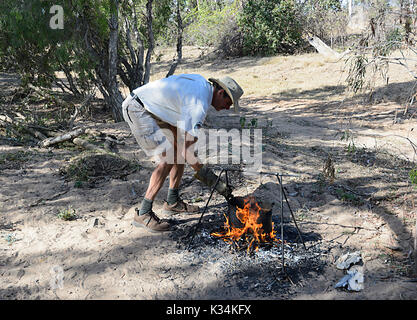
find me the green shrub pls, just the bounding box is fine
[237,0,303,55]
[183,2,239,48]
[410,168,417,187]
[57,207,77,221]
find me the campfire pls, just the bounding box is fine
[211,196,281,253]
[183,170,308,276]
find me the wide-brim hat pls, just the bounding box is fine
[209,76,244,112]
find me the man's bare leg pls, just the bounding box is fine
[169,163,185,189]
[163,139,199,212]
[135,157,173,216]
[165,128,184,205]
[132,156,173,232]
[144,161,173,201]
[166,164,185,205]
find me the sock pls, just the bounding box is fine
[166,188,179,205]
[139,198,153,215]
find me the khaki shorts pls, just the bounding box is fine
[122,96,175,160]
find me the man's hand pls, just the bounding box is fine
[194,165,233,199]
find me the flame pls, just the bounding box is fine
[212,196,280,253]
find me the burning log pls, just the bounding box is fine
[211,195,279,253]
[227,197,273,233]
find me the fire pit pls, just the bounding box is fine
[166,168,327,296]
[186,168,307,272]
[211,195,279,254]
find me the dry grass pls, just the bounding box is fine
[147,47,348,99]
[53,44,417,108]
[145,46,417,106]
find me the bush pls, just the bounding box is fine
[57,207,77,221]
[216,13,244,57]
[410,168,417,187]
[237,0,303,55]
[183,2,239,48]
[300,0,348,48]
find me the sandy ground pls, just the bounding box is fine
[1,47,417,300]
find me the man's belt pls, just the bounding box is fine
[130,92,145,108]
[128,92,167,128]
[126,92,145,123]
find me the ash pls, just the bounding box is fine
[169,213,326,294]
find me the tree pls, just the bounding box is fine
[108,0,122,121]
[166,0,184,77]
[0,0,89,93]
[344,3,417,274]
[238,0,303,55]
[300,0,347,48]
[66,0,161,121]
[345,0,415,97]
[0,0,175,122]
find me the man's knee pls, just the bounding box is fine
[155,160,173,173]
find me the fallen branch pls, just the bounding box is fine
[104,135,125,145]
[26,124,60,136]
[84,128,125,151]
[39,127,86,148]
[308,36,342,59]
[68,94,95,130]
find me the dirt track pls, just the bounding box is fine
[1,49,417,300]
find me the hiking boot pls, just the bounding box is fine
[132,208,171,233]
[162,199,200,215]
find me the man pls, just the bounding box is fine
[122,74,244,233]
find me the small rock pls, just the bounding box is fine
[336,251,362,270]
[17,269,25,279]
[91,218,99,228]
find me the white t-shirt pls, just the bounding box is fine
[132,74,213,137]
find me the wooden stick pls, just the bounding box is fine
[39,127,86,147]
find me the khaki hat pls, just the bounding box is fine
[209,76,244,112]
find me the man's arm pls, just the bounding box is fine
[181,130,233,200]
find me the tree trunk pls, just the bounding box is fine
[116,0,150,88]
[118,1,145,90]
[348,0,352,18]
[108,0,123,122]
[143,0,154,85]
[166,0,183,78]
